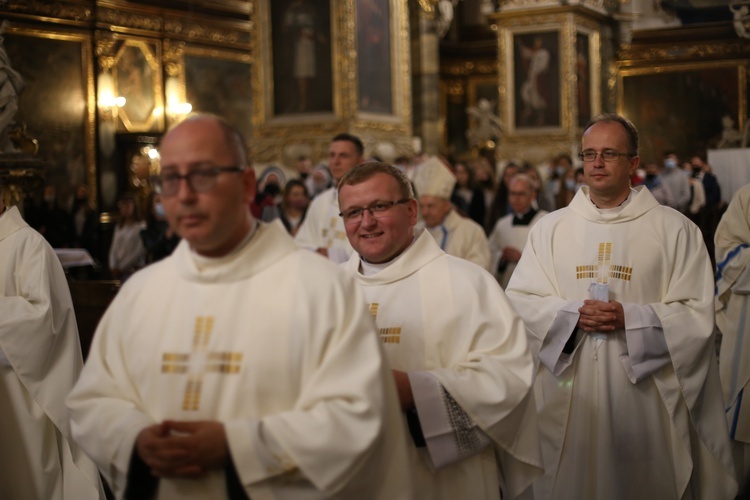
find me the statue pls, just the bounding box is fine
[717,114,743,149]
[730,2,750,39]
[0,20,24,153]
[466,98,503,149]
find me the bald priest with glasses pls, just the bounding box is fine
[338,162,542,500]
[505,113,737,499]
[67,114,413,499]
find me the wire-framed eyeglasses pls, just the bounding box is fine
[339,199,411,223]
[578,150,632,163]
[153,165,244,197]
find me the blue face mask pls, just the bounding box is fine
[664,158,677,169]
[555,166,568,177]
[565,178,576,191]
[154,202,165,218]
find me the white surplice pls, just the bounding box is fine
[506,186,737,499]
[715,182,750,487]
[67,221,413,500]
[294,187,353,263]
[419,209,491,271]
[0,206,104,500]
[345,230,542,500]
[488,210,547,289]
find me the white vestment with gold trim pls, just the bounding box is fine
[345,230,542,500]
[0,206,104,499]
[67,221,412,499]
[507,186,737,499]
[294,187,353,263]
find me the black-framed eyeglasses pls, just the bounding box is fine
[578,150,633,163]
[153,165,245,197]
[339,199,411,222]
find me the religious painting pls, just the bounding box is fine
[620,63,741,162]
[356,0,393,115]
[3,29,95,204]
[511,31,560,130]
[113,38,163,133]
[576,33,591,128]
[184,50,252,140]
[270,0,333,116]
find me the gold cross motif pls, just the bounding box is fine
[368,303,402,344]
[576,242,632,283]
[321,217,347,248]
[162,316,243,411]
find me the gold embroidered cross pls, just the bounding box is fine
[576,242,632,283]
[162,316,243,411]
[369,303,402,344]
[321,217,347,248]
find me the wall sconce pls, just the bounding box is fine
[165,75,192,123]
[97,72,125,119]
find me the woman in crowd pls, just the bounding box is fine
[109,192,145,281]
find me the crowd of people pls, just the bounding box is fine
[3,112,750,499]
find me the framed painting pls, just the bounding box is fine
[576,32,591,128]
[356,0,393,115]
[184,48,252,140]
[269,0,333,116]
[619,62,743,161]
[4,27,96,204]
[510,30,561,131]
[113,37,163,133]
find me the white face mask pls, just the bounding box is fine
[664,158,677,169]
[565,178,576,191]
[154,202,165,218]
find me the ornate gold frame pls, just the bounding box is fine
[250,0,412,163]
[5,24,97,205]
[111,36,164,133]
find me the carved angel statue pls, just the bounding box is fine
[466,98,503,148]
[730,2,750,39]
[0,20,24,153]
[717,114,743,149]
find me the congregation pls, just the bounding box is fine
[3,111,750,499]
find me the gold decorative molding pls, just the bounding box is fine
[98,7,165,32]
[2,1,93,24]
[442,59,498,77]
[618,41,750,67]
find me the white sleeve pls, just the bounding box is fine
[621,303,669,383]
[224,419,299,483]
[408,370,491,470]
[538,301,584,375]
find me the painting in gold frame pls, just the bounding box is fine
[184,47,252,140]
[4,26,96,204]
[619,62,747,161]
[511,30,561,131]
[112,37,163,133]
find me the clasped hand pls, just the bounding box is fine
[577,299,625,333]
[136,420,229,478]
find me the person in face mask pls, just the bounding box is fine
[278,179,311,236]
[643,161,674,207]
[140,191,180,264]
[657,151,691,213]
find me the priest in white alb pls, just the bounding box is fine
[67,115,413,499]
[294,133,363,263]
[715,182,750,493]
[488,173,547,289]
[0,181,104,499]
[339,162,542,500]
[506,113,737,499]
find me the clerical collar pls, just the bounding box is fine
[587,188,635,214]
[512,208,538,226]
[359,236,417,276]
[189,219,258,269]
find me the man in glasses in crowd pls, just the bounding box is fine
[506,113,737,498]
[67,114,412,499]
[339,162,542,500]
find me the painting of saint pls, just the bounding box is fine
[513,31,560,129]
[115,44,156,128]
[356,0,392,115]
[576,33,591,128]
[271,0,333,115]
